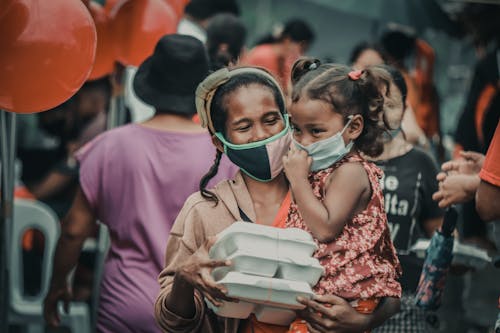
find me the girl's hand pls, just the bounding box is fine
[176,237,237,306]
[283,145,312,184]
[297,294,371,333]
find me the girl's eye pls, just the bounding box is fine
[311,128,323,135]
[291,124,301,133]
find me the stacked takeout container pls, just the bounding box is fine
[207,222,325,325]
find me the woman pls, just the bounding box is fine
[43,35,237,333]
[155,66,400,333]
[369,65,443,333]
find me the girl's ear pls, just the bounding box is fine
[212,135,224,153]
[346,114,364,140]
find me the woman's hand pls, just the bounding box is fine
[175,237,236,307]
[43,281,72,327]
[283,145,312,185]
[297,294,371,333]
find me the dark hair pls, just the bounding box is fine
[380,29,416,65]
[349,41,387,65]
[199,71,285,203]
[291,57,390,157]
[206,14,247,70]
[254,18,315,47]
[185,0,240,20]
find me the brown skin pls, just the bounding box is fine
[298,294,400,333]
[476,180,500,221]
[284,98,370,243]
[433,151,485,209]
[167,84,400,330]
[43,187,97,326]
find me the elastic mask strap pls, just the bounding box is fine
[340,115,354,135]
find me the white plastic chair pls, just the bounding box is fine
[9,199,90,333]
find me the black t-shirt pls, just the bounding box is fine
[376,147,444,291]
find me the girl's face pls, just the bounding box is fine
[223,84,284,144]
[384,82,404,129]
[289,97,348,146]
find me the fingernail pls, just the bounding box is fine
[225,260,232,266]
[297,296,304,302]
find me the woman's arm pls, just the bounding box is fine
[44,186,97,326]
[298,294,400,333]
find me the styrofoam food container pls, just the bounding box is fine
[254,305,297,326]
[205,301,298,326]
[206,272,314,325]
[209,222,317,260]
[217,272,313,309]
[212,248,324,286]
[212,249,279,280]
[276,255,324,286]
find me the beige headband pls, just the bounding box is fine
[195,66,286,134]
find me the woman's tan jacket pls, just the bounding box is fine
[155,171,260,333]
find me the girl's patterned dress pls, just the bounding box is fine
[286,154,402,301]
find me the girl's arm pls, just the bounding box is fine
[284,149,369,242]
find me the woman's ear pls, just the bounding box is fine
[211,135,224,153]
[346,114,364,140]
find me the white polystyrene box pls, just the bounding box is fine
[277,228,318,257]
[209,222,317,260]
[209,222,280,260]
[277,255,324,286]
[206,299,254,319]
[254,305,297,326]
[219,272,313,308]
[206,272,314,325]
[212,249,279,280]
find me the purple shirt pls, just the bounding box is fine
[76,124,237,333]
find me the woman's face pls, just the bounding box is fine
[289,97,347,146]
[384,82,405,129]
[223,84,284,144]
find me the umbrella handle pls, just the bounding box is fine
[440,206,458,237]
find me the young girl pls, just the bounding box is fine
[283,58,402,323]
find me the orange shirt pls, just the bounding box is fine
[479,121,500,187]
[240,191,291,333]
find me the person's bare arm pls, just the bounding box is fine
[298,294,400,332]
[476,180,500,222]
[44,186,97,326]
[29,171,74,200]
[284,149,368,243]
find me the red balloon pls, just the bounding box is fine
[0,0,97,113]
[87,2,116,80]
[167,0,187,18]
[110,0,178,67]
[104,0,120,15]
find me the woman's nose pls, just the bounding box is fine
[252,125,269,142]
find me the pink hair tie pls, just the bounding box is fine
[348,69,363,80]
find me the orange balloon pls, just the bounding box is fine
[167,0,187,18]
[110,0,178,67]
[87,2,116,80]
[0,0,97,113]
[104,0,120,15]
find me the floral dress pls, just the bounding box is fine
[286,154,402,301]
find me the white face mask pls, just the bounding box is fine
[292,117,354,172]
